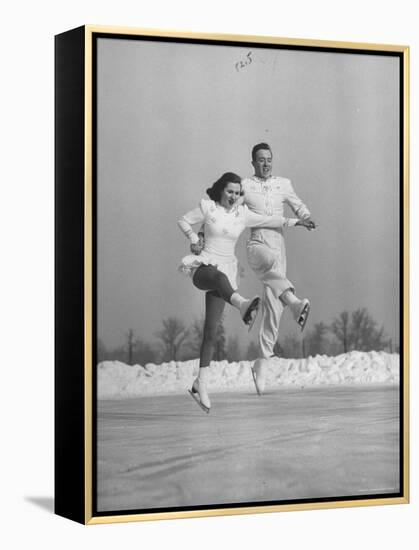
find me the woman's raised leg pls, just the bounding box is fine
[193,265,260,329]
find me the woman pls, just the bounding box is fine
[178,172,312,413]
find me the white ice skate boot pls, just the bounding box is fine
[251,357,266,396]
[290,298,310,332]
[188,371,211,413]
[281,290,310,332]
[230,293,261,332]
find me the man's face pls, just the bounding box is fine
[252,148,273,179]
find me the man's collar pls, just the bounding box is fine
[252,175,273,183]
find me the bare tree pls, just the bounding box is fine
[350,307,387,351]
[102,344,126,363]
[306,322,329,356]
[95,333,157,365]
[132,339,158,365]
[330,308,387,353]
[126,329,135,365]
[155,317,189,362]
[330,311,351,353]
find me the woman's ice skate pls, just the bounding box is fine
[240,297,261,332]
[188,377,211,413]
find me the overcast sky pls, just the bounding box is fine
[96,37,400,352]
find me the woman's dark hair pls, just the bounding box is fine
[206,172,242,202]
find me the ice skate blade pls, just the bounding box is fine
[188,390,210,413]
[251,367,262,396]
[298,301,310,332]
[244,297,260,332]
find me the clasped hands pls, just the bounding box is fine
[296,219,317,230]
[190,233,205,255]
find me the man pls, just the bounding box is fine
[241,143,315,394]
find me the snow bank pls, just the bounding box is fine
[97,351,399,399]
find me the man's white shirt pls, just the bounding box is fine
[241,175,310,248]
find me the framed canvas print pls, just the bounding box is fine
[55,25,409,524]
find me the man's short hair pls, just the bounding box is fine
[251,142,272,162]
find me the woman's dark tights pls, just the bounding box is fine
[192,264,235,303]
[192,265,235,368]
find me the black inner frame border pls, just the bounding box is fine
[91,31,405,518]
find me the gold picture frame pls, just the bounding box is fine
[55,25,409,524]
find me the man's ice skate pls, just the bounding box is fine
[291,298,310,332]
[251,358,266,396]
[240,297,260,332]
[188,378,211,413]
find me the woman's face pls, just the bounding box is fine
[219,182,242,209]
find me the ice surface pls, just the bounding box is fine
[97,385,400,511]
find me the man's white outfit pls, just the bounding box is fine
[241,175,311,358]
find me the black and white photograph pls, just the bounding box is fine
[93,32,405,515]
[4,0,419,548]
